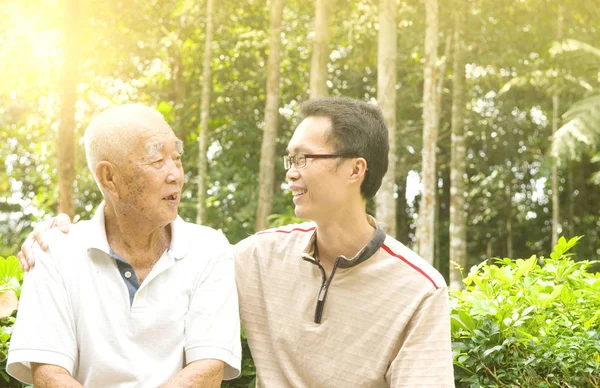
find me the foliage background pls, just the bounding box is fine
[2,0,599,274]
[1,0,600,386]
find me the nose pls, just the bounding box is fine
[286,164,300,182]
[166,158,183,184]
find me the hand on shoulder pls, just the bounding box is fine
[17,213,73,271]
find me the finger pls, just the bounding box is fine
[17,252,24,270]
[55,213,72,233]
[31,228,48,251]
[26,240,37,268]
[17,252,29,272]
[21,237,37,267]
[21,238,33,261]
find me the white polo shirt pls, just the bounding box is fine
[7,203,241,386]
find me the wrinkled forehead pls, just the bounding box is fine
[128,124,181,155]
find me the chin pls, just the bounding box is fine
[159,210,179,225]
[294,206,314,222]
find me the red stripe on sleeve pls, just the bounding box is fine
[256,226,316,235]
[381,244,439,289]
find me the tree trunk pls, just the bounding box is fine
[432,36,450,274]
[437,167,450,283]
[197,0,214,225]
[434,179,440,270]
[375,0,397,236]
[449,6,467,290]
[551,4,564,247]
[256,0,284,231]
[309,0,330,98]
[567,160,574,237]
[551,94,560,246]
[396,174,409,243]
[58,0,79,219]
[505,183,513,258]
[435,35,451,128]
[416,0,439,264]
[173,47,187,140]
[433,36,450,272]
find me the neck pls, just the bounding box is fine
[103,202,171,266]
[314,205,375,266]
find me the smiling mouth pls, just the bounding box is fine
[292,189,307,197]
[163,193,179,201]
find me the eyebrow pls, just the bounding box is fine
[286,146,309,154]
[146,139,184,157]
[147,143,163,156]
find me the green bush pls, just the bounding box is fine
[451,237,600,387]
[0,256,25,388]
[221,325,256,388]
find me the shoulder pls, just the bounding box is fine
[34,220,103,276]
[235,222,316,255]
[42,224,87,263]
[50,218,99,248]
[179,220,230,246]
[173,219,232,265]
[255,222,317,236]
[379,236,447,290]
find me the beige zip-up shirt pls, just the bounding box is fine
[235,219,454,387]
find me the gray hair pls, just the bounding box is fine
[84,104,171,190]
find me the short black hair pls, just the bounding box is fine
[300,97,389,199]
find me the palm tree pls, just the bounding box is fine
[550,39,600,161]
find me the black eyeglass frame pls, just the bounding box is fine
[283,153,357,170]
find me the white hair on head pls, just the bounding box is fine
[84,104,171,190]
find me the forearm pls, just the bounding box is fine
[162,359,224,388]
[32,363,82,388]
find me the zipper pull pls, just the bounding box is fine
[318,284,327,301]
[315,293,325,324]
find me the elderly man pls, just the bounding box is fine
[8,105,241,387]
[20,97,453,387]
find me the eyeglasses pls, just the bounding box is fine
[283,153,356,170]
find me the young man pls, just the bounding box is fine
[19,97,454,387]
[235,98,454,387]
[9,105,241,387]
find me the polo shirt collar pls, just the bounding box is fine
[302,215,386,268]
[167,216,189,259]
[86,202,189,260]
[87,202,110,254]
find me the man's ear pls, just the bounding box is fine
[348,157,368,184]
[96,162,120,197]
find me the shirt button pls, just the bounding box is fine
[124,271,132,279]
